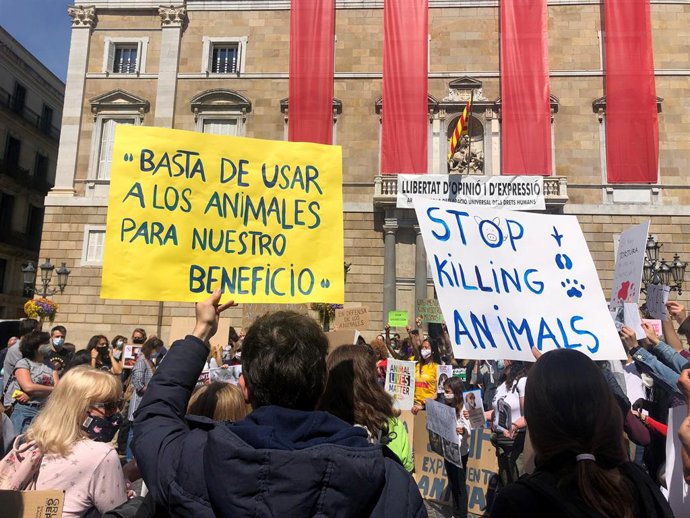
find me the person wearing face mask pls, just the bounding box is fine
[43,325,73,375]
[20,365,128,517]
[410,337,441,415]
[125,337,164,461]
[442,377,472,518]
[87,335,123,375]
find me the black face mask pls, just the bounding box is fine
[82,412,123,443]
[132,337,145,344]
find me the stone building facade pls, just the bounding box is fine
[41,0,690,345]
[0,27,64,318]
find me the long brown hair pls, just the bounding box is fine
[319,345,399,437]
[525,349,636,518]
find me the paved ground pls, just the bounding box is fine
[424,500,483,518]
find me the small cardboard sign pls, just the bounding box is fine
[388,310,409,328]
[325,329,360,353]
[0,490,65,518]
[416,298,444,324]
[333,306,369,330]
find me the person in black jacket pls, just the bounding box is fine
[133,290,426,518]
[492,349,673,518]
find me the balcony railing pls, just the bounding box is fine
[374,175,568,209]
[0,87,61,142]
[0,159,54,193]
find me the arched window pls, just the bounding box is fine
[446,115,484,174]
[191,89,252,136]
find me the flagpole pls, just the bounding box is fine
[466,89,474,176]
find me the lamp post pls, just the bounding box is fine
[641,236,687,295]
[22,258,70,298]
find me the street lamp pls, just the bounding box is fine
[22,258,70,298]
[641,236,687,295]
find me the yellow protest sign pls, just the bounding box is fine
[102,126,344,303]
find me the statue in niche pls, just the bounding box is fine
[449,134,484,174]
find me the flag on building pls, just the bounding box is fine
[448,99,472,159]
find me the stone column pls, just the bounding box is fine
[414,225,427,303]
[155,6,187,128]
[383,218,398,322]
[50,6,97,196]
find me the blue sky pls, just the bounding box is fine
[0,0,73,82]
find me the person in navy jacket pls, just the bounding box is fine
[133,290,426,517]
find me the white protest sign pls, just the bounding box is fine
[414,199,625,361]
[611,222,649,308]
[646,284,670,321]
[397,174,544,211]
[425,399,463,467]
[665,405,690,516]
[623,303,645,340]
[385,359,416,410]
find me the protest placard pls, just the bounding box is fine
[611,222,649,308]
[388,310,409,327]
[642,318,663,337]
[646,284,670,321]
[413,412,497,515]
[623,303,646,340]
[436,364,453,393]
[210,365,242,385]
[101,125,344,304]
[463,389,486,430]
[397,174,544,211]
[325,329,360,353]
[333,306,369,330]
[385,359,416,410]
[123,345,141,369]
[426,399,463,467]
[665,405,690,516]
[241,303,309,329]
[416,298,444,324]
[169,316,234,347]
[414,199,624,361]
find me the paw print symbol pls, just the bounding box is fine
[561,279,585,298]
[320,278,330,289]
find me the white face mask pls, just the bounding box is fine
[421,349,432,360]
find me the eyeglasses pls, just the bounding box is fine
[91,399,124,413]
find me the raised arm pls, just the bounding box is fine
[133,290,235,504]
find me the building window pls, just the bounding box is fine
[0,193,15,230]
[5,136,21,167]
[211,44,239,74]
[12,83,26,114]
[88,90,150,186]
[191,89,252,137]
[96,118,136,179]
[27,205,43,250]
[34,153,49,180]
[103,38,148,75]
[202,119,239,136]
[447,115,485,174]
[81,226,106,265]
[202,37,247,75]
[40,104,54,134]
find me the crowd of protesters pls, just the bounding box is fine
[1,292,690,517]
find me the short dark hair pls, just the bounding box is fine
[51,325,67,336]
[241,311,328,410]
[20,330,50,360]
[19,319,39,338]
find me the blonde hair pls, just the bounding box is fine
[187,382,249,422]
[26,366,122,456]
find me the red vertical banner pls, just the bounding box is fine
[288,0,335,144]
[500,0,552,175]
[604,0,658,183]
[381,0,428,175]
